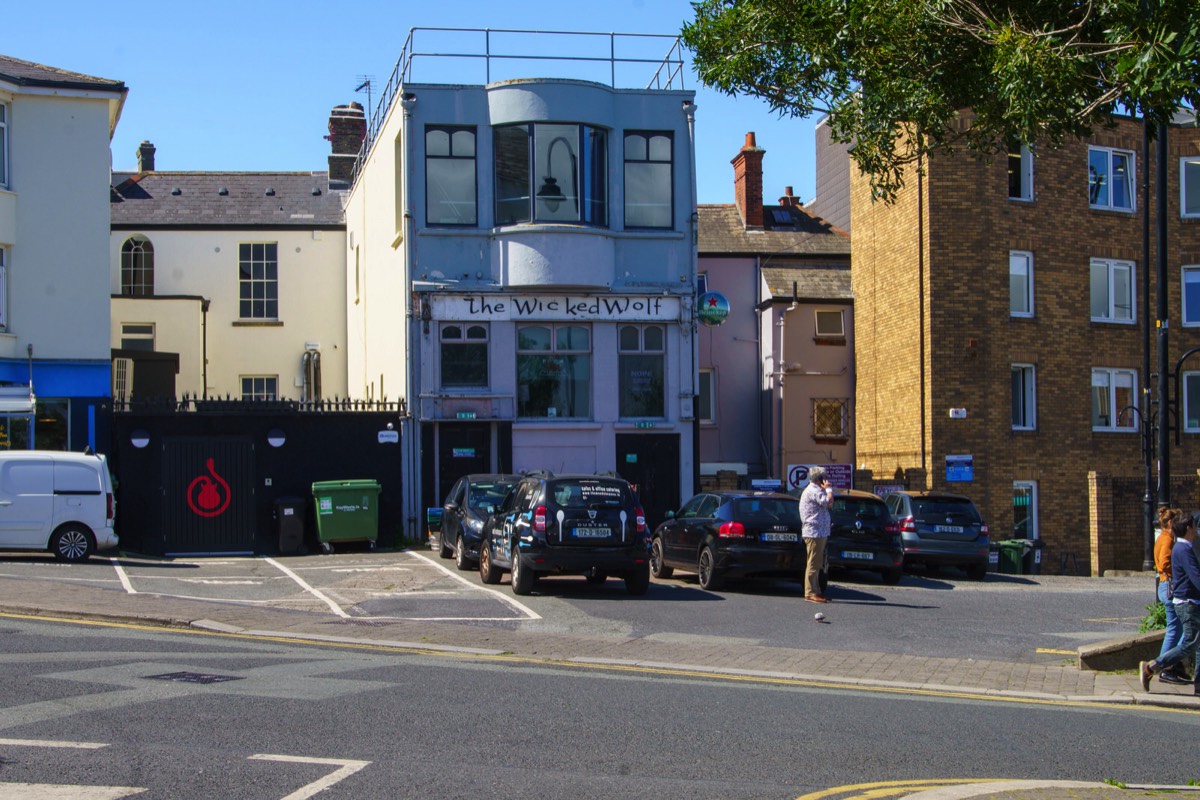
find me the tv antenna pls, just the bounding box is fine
[355,77,373,115]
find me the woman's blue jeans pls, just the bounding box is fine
[1157,601,1200,683]
[1159,580,1183,660]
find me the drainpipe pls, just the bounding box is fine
[683,99,699,497]
[777,281,798,482]
[200,298,210,400]
[401,92,420,542]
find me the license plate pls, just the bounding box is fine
[842,550,873,560]
[934,525,964,533]
[573,526,611,538]
[761,532,798,542]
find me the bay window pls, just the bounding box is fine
[495,123,607,226]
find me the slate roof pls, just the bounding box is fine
[762,265,852,302]
[0,54,125,91]
[698,203,849,256]
[111,172,345,228]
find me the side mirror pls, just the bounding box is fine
[484,503,494,514]
[664,510,675,520]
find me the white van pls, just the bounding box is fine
[0,450,117,561]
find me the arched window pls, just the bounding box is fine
[120,237,154,296]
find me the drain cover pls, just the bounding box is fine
[145,671,243,685]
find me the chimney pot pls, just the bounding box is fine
[137,140,156,173]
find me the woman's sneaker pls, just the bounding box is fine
[1159,668,1191,685]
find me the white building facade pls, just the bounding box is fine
[0,55,126,451]
[345,30,699,532]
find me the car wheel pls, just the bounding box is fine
[881,567,903,585]
[479,543,502,585]
[585,569,607,585]
[625,563,650,596]
[965,563,987,581]
[51,525,94,563]
[650,537,673,579]
[511,551,534,595]
[438,530,454,558]
[697,546,723,591]
[454,536,473,571]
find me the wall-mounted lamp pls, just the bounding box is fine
[537,136,577,213]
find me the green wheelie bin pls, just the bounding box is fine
[312,479,381,553]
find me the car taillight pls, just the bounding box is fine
[635,506,646,533]
[106,493,114,521]
[980,521,989,537]
[718,521,745,538]
[900,516,916,533]
[534,505,547,533]
[884,521,900,534]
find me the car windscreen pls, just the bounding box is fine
[468,482,515,512]
[832,498,888,521]
[730,498,802,525]
[912,498,981,522]
[548,480,630,509]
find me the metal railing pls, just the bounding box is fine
[356,27,686,178]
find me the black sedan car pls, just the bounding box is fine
[650,490,826,592]
[827,489,904,584]
[437,474,518,570]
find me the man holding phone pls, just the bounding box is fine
[799,466,834,603]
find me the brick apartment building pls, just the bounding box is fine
[847,113,1200,574]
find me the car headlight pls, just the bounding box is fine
[467,517,484,533]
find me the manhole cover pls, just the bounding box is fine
[145,671,243,685]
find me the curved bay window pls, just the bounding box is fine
[495,123,607,226]
[517,324,591,418]
[618,324,664,417]
[441,323,489,388]
[120,236,154,296]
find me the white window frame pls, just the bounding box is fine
[1184,371,1200,433]
[1009,250,1034,318]
[1008,141,1033,201]
[1090,258,1135,324]
[698,368,715,424]
[1011,363,1036,430]
[240,375,278,401]
[120,322,155,351]
[1013,481,1039,539]
[238,242,278,320]
[440,322,490,389]
[1182,266,1200,327]
[0,103,8,189]
[1182,156,1200,219]
[1088,146,1135,212]
[1091,367,1138,432]
[814,309,845,338]
[618,323,666,419]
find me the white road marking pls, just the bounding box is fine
[0,784,145,799]
[406,550,541,620]
[331,567,411,573]
[178,579,263,585]
[0,737,109,749]
[248,753,370,800]
[109,558,136,594]
[264,558,350,618]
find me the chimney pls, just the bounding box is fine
[732,131,765,228]
[327,102,367,189]
[136,140,156,173]
[778,185,801,208]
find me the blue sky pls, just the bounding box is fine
[4,0,819,206]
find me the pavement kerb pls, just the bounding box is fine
[902,781,1122,800]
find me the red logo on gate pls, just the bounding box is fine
[187,458,231,518]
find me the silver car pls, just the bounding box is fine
[884,490,989,579]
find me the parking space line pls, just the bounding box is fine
[264,558,349,618]
[109,558,136,594]
[0,737,109,749]
[405,551,541,620]
[248,754,370,800]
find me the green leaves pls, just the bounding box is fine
[683,0,1200,202]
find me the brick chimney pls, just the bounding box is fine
[136,140,156,173]
[732,131,765,228]
[327,102,366,189]
[778,185,801,208]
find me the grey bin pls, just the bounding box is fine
[274,497,307,555]
[1019,538,1044,575]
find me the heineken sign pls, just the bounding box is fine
[697,291,730,326]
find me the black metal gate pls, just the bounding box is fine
[161,437,256,555]
[616,433,680,531]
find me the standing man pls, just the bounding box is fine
[799,466,833,603]
[1141,513,1200,694]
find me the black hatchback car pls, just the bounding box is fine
[437,473,518,570]
[478,472,651,596]
[885,490,990,579]
[650,490,826,592]
[827,489,904,584]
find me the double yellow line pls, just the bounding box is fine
[797,779,1015,800]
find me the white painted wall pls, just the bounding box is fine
[109,227,348,399]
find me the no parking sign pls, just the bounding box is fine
[786,463,852,492]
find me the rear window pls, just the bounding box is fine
[832,497,888,521]
[548,479,632,509]
[731,498,802,525]
[912,498,981,522]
